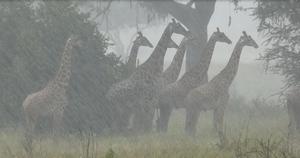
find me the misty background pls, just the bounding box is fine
[87,1,283,100]
[0,1,300,157]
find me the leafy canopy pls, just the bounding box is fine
[0,1,123,131]
[252,0,300,86]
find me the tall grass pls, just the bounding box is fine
[0,97,299,158]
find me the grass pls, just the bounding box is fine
[0,98,299,158]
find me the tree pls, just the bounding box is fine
[251,0,300,86]
[140,0,216,73]
[86,0,216,75]
[79,1,157,55]
[0,1,124,132]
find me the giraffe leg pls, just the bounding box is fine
[24,110,38,138]
[142,97,157,133]
[25,114,36,136]
[213,106,226,147]
[109,102,122,134]
[157,103,172,133]
[294,105,300,132]
[110,117,119,134]
[131,96,156,134]
[112,115,126,134]
[24,114,36,157]
[109,101,130,134]
[185,106,200,137]
[132,105,153,134]
[119,107,132,133]
[52,109,64,136]
[142,105,155,132]
[216,94,229,147]
[287,100,297,138]
[131,106,144,134]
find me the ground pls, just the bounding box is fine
[0,99,300,158]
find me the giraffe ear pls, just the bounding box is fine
[242,31,247,37]
[172,18,176,23]
[217,27,220,32]
[138,32,143,37]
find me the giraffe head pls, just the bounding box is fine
[133,32,153,48]
[239,31,259,48]
[211,27,232,44]
[168,18,190,37]
[69,34,83,50]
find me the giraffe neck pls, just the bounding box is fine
[138,26,172,77]
[210,42,244,90]
[53,39,73,88]
[162,40,187,84]
[178,36,217,88]
[126,43,140,74]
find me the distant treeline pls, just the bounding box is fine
[0,1,125,132]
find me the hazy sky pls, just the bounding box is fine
[113,1,266,68]
[209,1,264,63]
[97,1,283,99]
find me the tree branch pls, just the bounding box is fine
[144,0,216,33]
[186,0,194,7]
[194,0,216,22]
[92,0,114,21]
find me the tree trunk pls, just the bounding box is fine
[146,0,216,76]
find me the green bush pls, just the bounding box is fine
[0,1,123,132]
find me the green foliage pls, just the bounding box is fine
[232,135,296,158]
[0,1,123,131]
[252,0,300,86]
[137,1,169,19]
[105,148,115,158]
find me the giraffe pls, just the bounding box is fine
[127,32,183,132]
[124,32,153,77]
[131,35,195,131]
[106,19,189,133]
[157,28,232,132]
[22,35,82,135]
[184,31,258,146]
[161,36,195,86]
[286,85,300,136]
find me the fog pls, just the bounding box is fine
[0,1,298,157]
[106,1,283,100]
